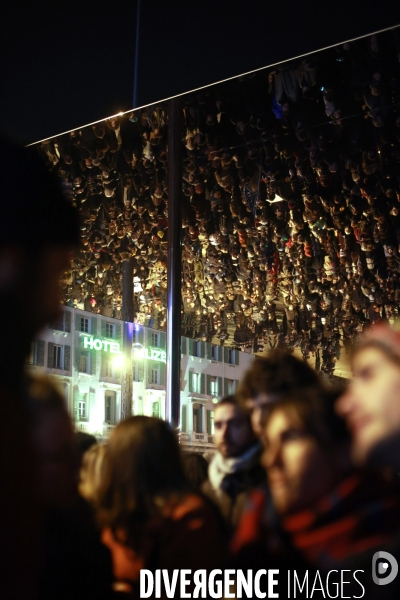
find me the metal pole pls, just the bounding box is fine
[166,97,182,428]
[133,0,141,109]
[121,257,134,420]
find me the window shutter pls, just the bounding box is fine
[188,339,194,356]
[73,390,79,421]
[137,326,144,345]
[75,312,81,330]
[235,349,240,365]
[223,347,229,363]
[206,343,212,359]
[75,347,81,371]
[116,322,122,341]
[207,410,212,435]
[200,373,205,394]
[224,377,229,396]
[189,371,193,392]
[47,342,54,368]
[200,342,205,358]
[64,311,71,333]
[64,345,71,371]
[217,376,223,397]
[198,406,203,432]
[101,319,106,337]
[152,401,160,418]
[159,362,166,386]
[159,331,166,349]
[181,336,187,355]
[206,374,211,396]
[181,405,187,433]
[36,340,45,366]
[91,351,97,375]
[100,353,106,377]
[90,317,97,335]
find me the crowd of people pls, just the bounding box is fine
[16,331,400,600]
[39,28,400,375]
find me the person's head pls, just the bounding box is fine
[237,350,321,437]
[336,323,400,466]
[28,376,78,508]
[0,137,80,341]
[79,443,107,505]
[214,396,257,458]
[97,417,189,550]
[75,431,98,466]
[263,388,350,515]
[181,452,209,491]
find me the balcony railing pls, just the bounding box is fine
[103,423,115,437]
[191,432,207,442]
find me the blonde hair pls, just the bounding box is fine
[79,443,107,504]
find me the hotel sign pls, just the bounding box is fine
[133,346,166,363]
[82,336,121,354]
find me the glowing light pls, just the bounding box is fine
[212,398,219,404]
[113,355,125,368]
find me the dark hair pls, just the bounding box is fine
[97,416,189,552]
[264,387,350,449]
[237,349,321,408]
[75,431,98,463]
[181,452,209,491]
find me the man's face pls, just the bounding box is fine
[336,347,400,464]
[214,403,256,458]
[262,408,337,515]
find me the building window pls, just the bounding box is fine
[152,401,160,418]
[106,323,114,338]
[151,368,159,384]
[105,358,112,378]
[78,398,87,421]
[227,379,235,395]
[210,376,218,396]
[207,410,214,435]
[151,332,159,347]
[105,392,116,424]
[211,345,218,361]
[53,345,62,369]
[80,317,89,333]
[193,403,204,433]
[190,372,202,394]
[79,351,89,373]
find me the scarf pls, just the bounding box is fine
[232,471,400,570]
[208,443,262,496]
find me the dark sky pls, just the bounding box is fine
[1,0,399,144]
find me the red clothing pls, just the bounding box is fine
[102,493,227,596]
[231,472,400,570]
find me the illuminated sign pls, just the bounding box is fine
[82,336,121,354]
[133,346,166,363]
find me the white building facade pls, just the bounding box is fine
[29,307,254,452]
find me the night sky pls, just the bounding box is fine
[1,0,399,144]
